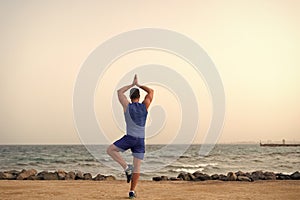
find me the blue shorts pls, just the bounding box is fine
[113,135,145,160]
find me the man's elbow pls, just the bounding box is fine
[117,89,123,95]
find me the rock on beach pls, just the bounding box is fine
[65,171,76,180]
[0,169,299,182]
[0,169,116,181]
[16,169,37,180]
[290,171,300,180]
[154,170,300,182]
[227,172,237,181]
[237,176,251,182]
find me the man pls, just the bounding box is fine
[107,74,154,199]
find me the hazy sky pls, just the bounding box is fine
[0,0,299,144]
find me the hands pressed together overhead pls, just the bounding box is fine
[132,74,140,87]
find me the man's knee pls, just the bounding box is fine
[106,144,114,155]
[107,144,119,155]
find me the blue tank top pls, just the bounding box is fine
[125,103,148,138]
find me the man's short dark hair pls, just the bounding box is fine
[130,88,140,99]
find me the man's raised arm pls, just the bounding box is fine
[134,75,154,110]
[117,83,133,112]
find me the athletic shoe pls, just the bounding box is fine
[129,191,136,199]
[125,164,133,183]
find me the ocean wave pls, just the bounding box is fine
[28,162,41,166]
[278,165,293,169]
[170,163,218,169]
[169,168,204,174]
[179,155,190,158]
[16,163,28,166]
[264,152,293,157]
[33,157,47,161]
[100,158,110,162]
[53,160,67,164]
[252,159,263,163]
[72,158,97,162]
[77,163,98,167]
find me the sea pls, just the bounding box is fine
[0,144,299,180]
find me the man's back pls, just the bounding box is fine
[125,103,148,138]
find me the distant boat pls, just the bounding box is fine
[260,139,300,147]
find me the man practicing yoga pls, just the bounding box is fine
[107,74,154,199]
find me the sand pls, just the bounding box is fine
[0,180,299,200]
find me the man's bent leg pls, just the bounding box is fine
[106,144,128,170]
[130,157,142,191]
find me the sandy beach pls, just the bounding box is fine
[0,180,299,200]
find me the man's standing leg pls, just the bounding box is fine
[129,157,141,197]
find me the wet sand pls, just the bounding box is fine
[0,180,299,200]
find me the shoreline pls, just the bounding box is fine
[1,169,299,181]
[0,180,299,200]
